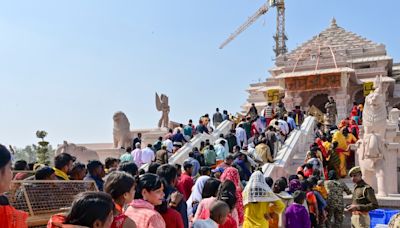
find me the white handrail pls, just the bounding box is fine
[262,116,316,180]
[141,120,233,170]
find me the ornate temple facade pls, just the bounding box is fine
[243,19,400,120]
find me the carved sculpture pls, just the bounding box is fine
[324,97,337,126]
[308,105,325,123]
[156,93,170,128]
[113,111,132,149]
[56,141,100,163]
[356,75,388,196]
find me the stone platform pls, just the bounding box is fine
[130,127,169,146]
[74,143,124,163]
[74,128,169,163]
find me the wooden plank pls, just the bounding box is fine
[27,213,55,227]
[21,185,34,216]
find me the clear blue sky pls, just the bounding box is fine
[1,0,399,147]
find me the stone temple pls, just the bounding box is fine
[243,18,400,120]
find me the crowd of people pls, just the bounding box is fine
[115,103,301,178]
[0,101,392,228]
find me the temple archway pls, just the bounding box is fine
[308,93,329,113]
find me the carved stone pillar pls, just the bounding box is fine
[332,91,350,121]
[385,108,400,194]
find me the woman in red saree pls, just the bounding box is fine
[349,119,360,139]
[315,138,328,179]
[0,145,28,228]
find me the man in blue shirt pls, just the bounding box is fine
[286,113,297,131]
[84,160,105,191]
[183,119,194,139]
[172,129,187,144]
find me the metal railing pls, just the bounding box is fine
[6,180,98,227]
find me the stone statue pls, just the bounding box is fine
[156,93,170,128]
[356,75,389,196]
[324,97,337,126]
[56,141,100,163]
[113,111,132,149]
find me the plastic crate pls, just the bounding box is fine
[383,209,400,224]
[370,209,386,228]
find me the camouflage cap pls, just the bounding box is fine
[348,166,362,177]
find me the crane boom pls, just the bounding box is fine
[219,2,270,49]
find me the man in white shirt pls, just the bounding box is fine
[141,144,155,164]
[163,138,173,153]
[235,124,247,148]
[131,142,143,167]
[278,118,289,136]
[214,134,229,154]
[261,102,274,121]
[214,140,228,161]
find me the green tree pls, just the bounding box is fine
[9,132,56,166]
[10,145,36,163]
[36,130,50,165]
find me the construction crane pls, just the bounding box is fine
[219,0,287,57]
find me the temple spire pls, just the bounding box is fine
[330,17,338,28]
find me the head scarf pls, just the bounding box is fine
[220,167,240,188]
[288,179,302,194]
[350,107,358,117]
[243,171,279,206]
[338,119,347,130]
[220,167,244,225]
[186,175,210,217]
[315,138,327,158]
[350,119,360,135]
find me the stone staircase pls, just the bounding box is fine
[141,120,233,170]
[262,116,316,180]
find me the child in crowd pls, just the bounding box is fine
[285,191,311,228]
[193,178,221,222]
[104,171,137,228]
[193,201,230,228]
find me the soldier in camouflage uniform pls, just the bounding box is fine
[345,166,379,228]
[324,170,352,227]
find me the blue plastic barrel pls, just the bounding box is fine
[370,209,386,228]
[383,209,400,224]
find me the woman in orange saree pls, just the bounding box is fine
[0,144,28,228]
